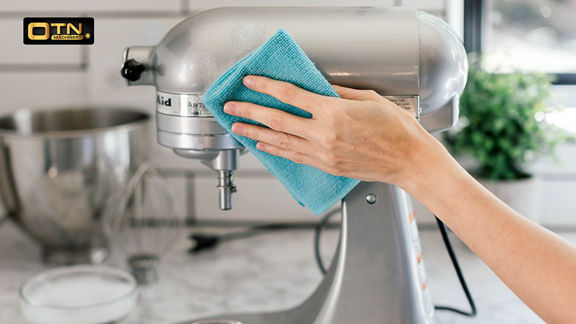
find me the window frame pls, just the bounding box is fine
[463,0,576,85]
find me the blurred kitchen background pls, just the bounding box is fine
[1,1,576,324]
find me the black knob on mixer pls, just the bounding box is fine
[121,59,145,82]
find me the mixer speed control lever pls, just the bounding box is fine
[121,59,145,82]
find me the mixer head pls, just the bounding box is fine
[120,7,468,211]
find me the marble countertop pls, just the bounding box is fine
[2,220,568,324]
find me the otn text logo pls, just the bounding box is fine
[23,17,94,45]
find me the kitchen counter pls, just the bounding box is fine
[2,220,570,324]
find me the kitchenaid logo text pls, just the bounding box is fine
[23,17,94,45]
[157,95,172,107]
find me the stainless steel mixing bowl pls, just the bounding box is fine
[0,107,150,264]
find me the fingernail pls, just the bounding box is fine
[231,123,244,135]
[256,142,267,150]
[224,103,236,114]
[243,76,255,89]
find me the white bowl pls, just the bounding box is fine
[19,265,138,324]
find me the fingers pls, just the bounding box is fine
[232,123,330,172]
[231,122,317,156]
[224,101,311,138]
[255,142,322,168]
[332,85,385,102]
[243,75,332,113]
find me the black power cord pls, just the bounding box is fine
[188,223,312,253]
[314,208,340,274]
[433,216,477,316]
[314,210,477,317]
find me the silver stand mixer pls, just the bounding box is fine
[121,7,468,324]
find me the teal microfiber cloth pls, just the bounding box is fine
[202,29,360,215]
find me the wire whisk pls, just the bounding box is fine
[104,162,182,284]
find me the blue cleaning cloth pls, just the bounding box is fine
[202,29,360,215]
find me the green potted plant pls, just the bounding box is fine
[445,58,568,222]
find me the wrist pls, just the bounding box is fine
[393,133,453,195]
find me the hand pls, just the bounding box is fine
[223,75,446,187]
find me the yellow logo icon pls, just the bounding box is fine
[85,33,91,39]
[27,22,50,40]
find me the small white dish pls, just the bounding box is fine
[19,265,138,324]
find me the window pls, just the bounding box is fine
[464,0,576,84]
[464,0,576,134]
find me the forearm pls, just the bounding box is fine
[224,76,576,323]
[401,140,576,324]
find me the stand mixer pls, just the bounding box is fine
[121,7,467,324]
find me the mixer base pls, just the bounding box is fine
[177,183,438,324]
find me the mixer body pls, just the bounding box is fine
[122,6,468,324]
[122,7,467,209]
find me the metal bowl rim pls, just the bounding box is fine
[0,107,151,139]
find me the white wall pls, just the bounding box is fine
[7,1,572,227]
